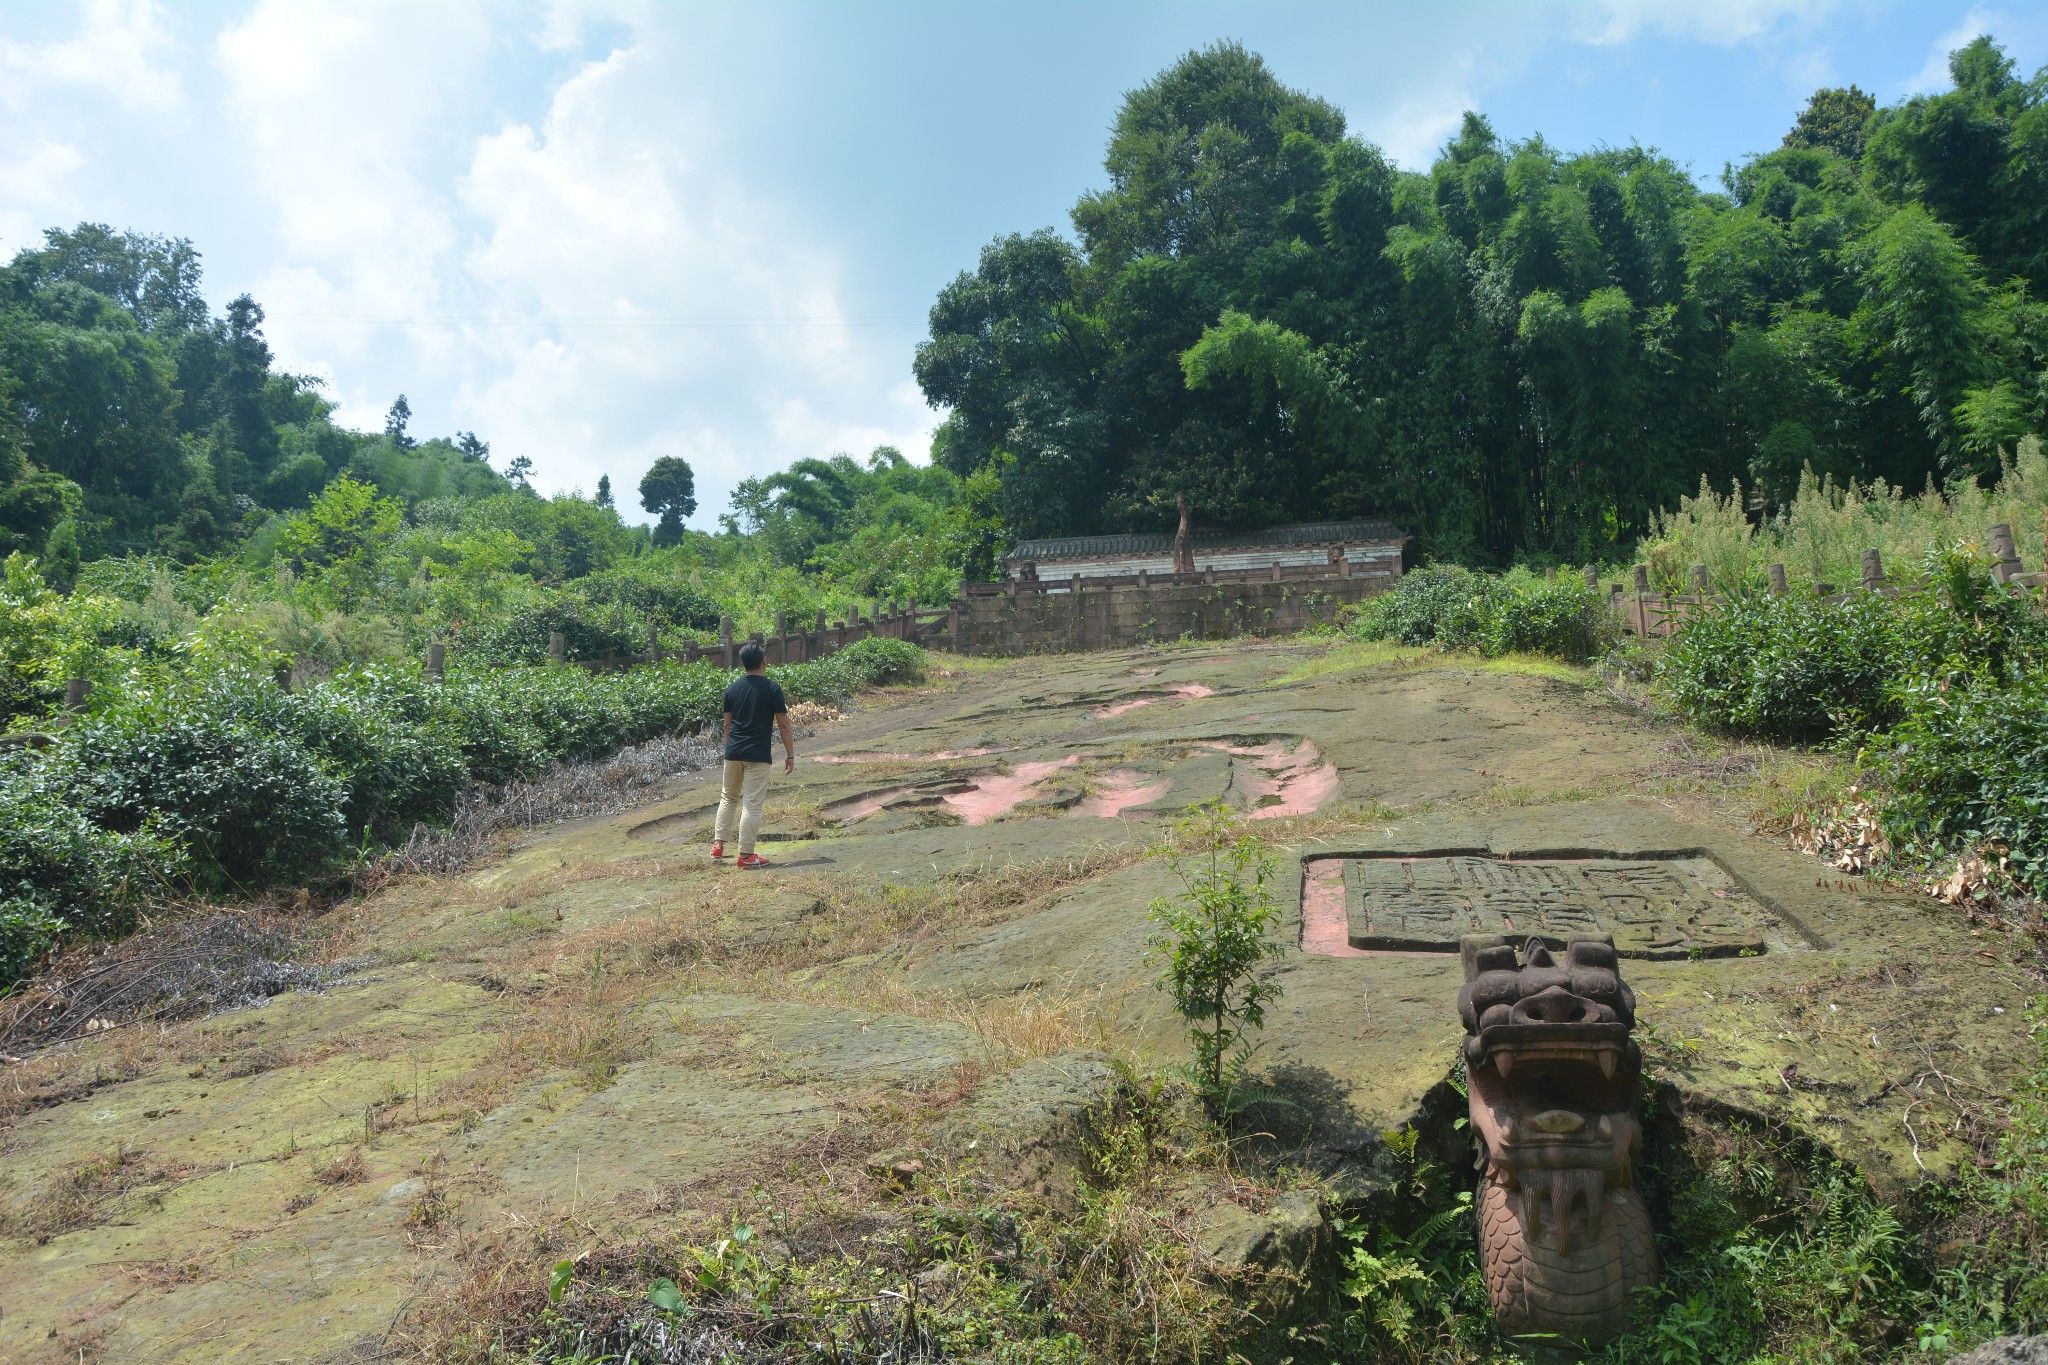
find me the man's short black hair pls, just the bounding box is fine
[739,642,766,670]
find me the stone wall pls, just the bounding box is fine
[951,574,1391,655]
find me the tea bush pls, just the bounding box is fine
[0,760,181,982]
[1662,589,1901,743]
[0,636,931,981]
[1663,549,2048,747]
[1883,677,2048,895]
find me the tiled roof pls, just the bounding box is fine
[1005,519,1408,562]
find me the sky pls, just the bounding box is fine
[2,1,2044,530]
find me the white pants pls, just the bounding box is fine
[714,760,772,855]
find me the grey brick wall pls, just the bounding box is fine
[952,575,1390,655]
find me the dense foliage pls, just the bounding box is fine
[1640,437,2048,593]
[1349,563,1614,661]
[0,636,925,983]
[918,36,2048,565]
[1659,544,2048,895]
[0,224,997,718]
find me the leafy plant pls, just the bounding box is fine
[0,640,933,984]
[1146,802,1284,1115]
[1350,564,1613,663]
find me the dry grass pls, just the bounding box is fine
[0,910,354,1058]
[786,972,1120,1066]
[394,1062,1280,1365]
[312,1146,369,1186]
[368,733,721,882]
[0,1144,192,1241]
[786,699,842,729]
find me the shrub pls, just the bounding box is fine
[1639,437,2048,593]
[815,634,929,687]
[1662,589,1900,743]
[1881,677,2048,896]
[52,702,350,890]
[0,638,933,982]
[1146,802,1283,1116]
[1353,565,1494,649]
[573,565,722,632]
[1351,565,1611,662]
[1479,575,1612,661]
[1663,549,2048,745]
[460,592,648,664]
[0,761,180,980]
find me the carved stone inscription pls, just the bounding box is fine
[1343,854,1776,959]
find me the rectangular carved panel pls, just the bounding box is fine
[1341,854,1778,959]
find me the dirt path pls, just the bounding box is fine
[0,642,2030,1362]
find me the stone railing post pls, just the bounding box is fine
[547,631,567,665]
[1584,564,1598,589]
[1861,548,1886,592]
[426,642,446,681]
[1768,563,1788,596]
[274,660,295,690]
[63,677,91,711]
[717,616,733,668]
[1692,563,1709,596]
[1990,524,2023,583]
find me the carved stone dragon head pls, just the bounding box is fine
[1460,931,1657,1344]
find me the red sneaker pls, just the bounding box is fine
[710,841,726,859]
[736,853,770,870]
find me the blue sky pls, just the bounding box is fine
[3,1,2043,528]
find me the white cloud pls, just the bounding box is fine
[0,142,85,257]
[1902,8,1999,94]
[204,6,931,525]
[1574,0,1840,47]
[214,0,490,422]
[0,0,180,113]
[452,42,931,516]
[1372,88,1475,170]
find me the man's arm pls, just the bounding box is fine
[721,711,732,749]
[776,711,795,774]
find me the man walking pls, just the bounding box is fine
[710,642,794,869]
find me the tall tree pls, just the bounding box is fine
[594,473,614,509]
[385,395,416,451]
[1784,86,1877,160]
[639,455,697,547]
[217,294,280,494]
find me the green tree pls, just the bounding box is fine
[594,473,613,509]
[385,394,416,451]
[639,455,697,547]
[1784,85,1877,160]
[1146,801,1284,1115]
[277,474,403,606]
[218,294,280,493]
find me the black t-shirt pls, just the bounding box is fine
[721,673,787,763]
